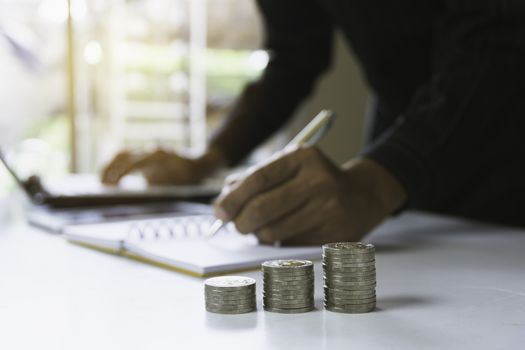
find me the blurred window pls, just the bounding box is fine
[0,0,265,193]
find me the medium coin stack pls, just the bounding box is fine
[262,260,315,314]
[323,242,376,313]
[204,276,256,314]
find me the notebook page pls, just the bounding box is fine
[124,223,322,276]
[64,221,131,252]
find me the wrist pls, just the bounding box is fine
[342,157,407,216]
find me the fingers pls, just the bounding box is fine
[254,198,323,244]
[101,151,135,185]
[214,149,302,221]
[101,150,166,185]
[234,176,309,234]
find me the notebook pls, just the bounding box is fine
[63,215,322,277]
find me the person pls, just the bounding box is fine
[102,0,525,245]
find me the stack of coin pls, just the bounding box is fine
[323,242,376,313]
[262,260,314,313]
[204,276,256,314]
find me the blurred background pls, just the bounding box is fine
[0,0,368,202]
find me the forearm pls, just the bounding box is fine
[207,0,334,168]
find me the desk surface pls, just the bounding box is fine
[1,212,524,350]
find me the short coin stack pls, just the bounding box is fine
[204,276,256,314]
[323,242,376,313]
[262,260,315,313]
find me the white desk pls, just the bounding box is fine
[1,212,524,350]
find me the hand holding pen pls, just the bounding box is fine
[209,109,406,245]
[208,110,335,239]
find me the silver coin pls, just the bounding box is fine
[206,306,256,314]
[205,299,256,308]
[264,287,314,294]
[323,272,375,278]
[206,305,257,312]
[262,259,313,270]
[205,290,255,297]
[205,297,256,305]
[323,269,376,275]
[264,291,313,299]
[206,303,257,311]
[264,282,314,289]
[325,278,376,286]
[323,285,376,292]
[324,303,376,314]
[323,252,375,258]
[325,296,376,304]
[206,301,257,309]
[205,297,255,305]
[204,291,255,299]
[322,252,376,260]
[325,285,376,292]
[324,278,376,285]
[323,263,376,270]
[264,286,314,292]
[325,288,376,296]
[264,296,313,302]
[264,280,314,287]
[206,309,256,315]
[323,264,376,272]
[263,294,313,301]
[324,290,376,299]
[263,297,313,303]
[263,295,313,302]
[263,275,314,283]
[205,287,255,294]
[324,300,376,308]
[265,269,314,274]
[263,298,314,306]
[324,281,377,290]
[324,273,376,280]
[264,304,314,311]
[323,242,375,254]
[264,305,315,313]
[263,269,314,276]
[204,276,256,290]
[322,255,376,264]
[205,286,255,292]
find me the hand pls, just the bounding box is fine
[101,148,225,186]
[214,146,406,245]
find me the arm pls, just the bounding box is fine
[364,2,525,211]
[213,2,525,243]
[209,0,334,166]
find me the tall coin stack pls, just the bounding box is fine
[323,242,376,313]
[262,260,315,314]
[204,276,256,314]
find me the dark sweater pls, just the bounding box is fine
[210,0,525,227]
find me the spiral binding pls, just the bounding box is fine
[126,215,216,240]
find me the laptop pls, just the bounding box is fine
[0,149,222,209]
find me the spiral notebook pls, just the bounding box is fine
[63,215,321,277]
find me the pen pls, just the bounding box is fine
[206,109,335,239]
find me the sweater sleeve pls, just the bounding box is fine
[209,0,334,166]
[363,1,525,209]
